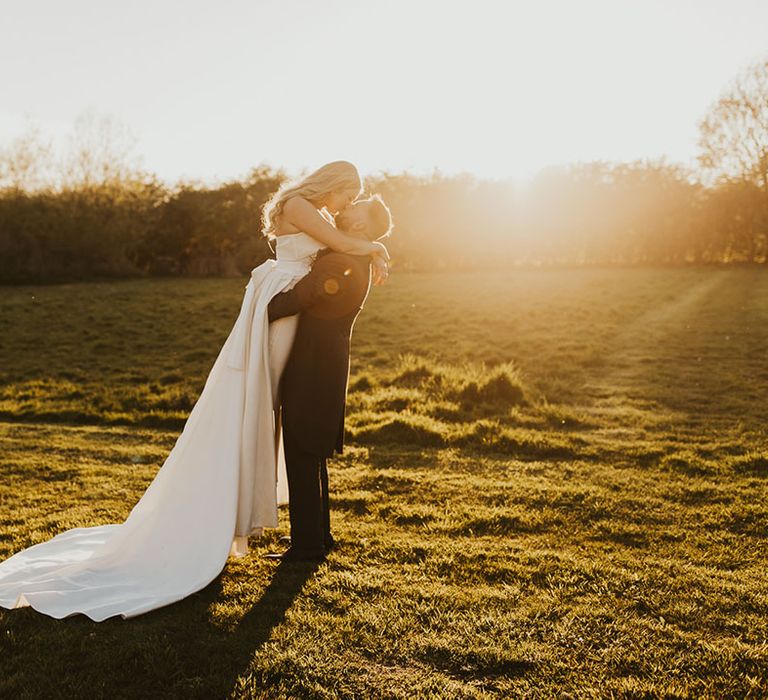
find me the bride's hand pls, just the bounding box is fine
[368,240,390,261]
[371,255,389,286]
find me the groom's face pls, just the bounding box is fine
[335,202,372,239]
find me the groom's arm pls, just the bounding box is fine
[268,253,370,322]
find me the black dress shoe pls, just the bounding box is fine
[277,535,337,551]
[263,547,325,562]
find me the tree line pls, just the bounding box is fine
[1,60,766,283]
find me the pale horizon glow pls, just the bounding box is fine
[2,0,768,185]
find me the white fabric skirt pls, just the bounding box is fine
[0,259,308,621]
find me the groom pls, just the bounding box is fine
[264,195,393,562]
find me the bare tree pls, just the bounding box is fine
[698,58,768,193]
[59,110,143,189]
[0,122,54,192]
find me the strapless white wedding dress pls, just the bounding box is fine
[0,232,325,621]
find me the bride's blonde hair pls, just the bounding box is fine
[261,160,363,239]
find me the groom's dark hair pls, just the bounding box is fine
[365,194,393,240]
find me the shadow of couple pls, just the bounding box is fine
[0,558,322,698]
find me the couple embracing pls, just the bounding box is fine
[0,161,393,621]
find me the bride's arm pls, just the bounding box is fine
[268,253,368,322]
[282,196,389,260]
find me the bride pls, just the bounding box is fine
[0,160,390,621]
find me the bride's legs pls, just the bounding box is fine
[268,315,298,406]
[230,536,249,558]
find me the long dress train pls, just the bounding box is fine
[0,232,325,621]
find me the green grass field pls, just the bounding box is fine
[0,268,766,698]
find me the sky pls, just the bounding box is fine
[2,0,767,185]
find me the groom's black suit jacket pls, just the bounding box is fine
[268,249,372,458]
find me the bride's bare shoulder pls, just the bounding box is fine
[277,196,333,234]
[275,196,311,236]
[282,195,313,216]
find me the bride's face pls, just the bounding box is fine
[325,186,359,215]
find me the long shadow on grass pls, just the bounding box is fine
[212,559,322,696]
[0,560,320,699]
